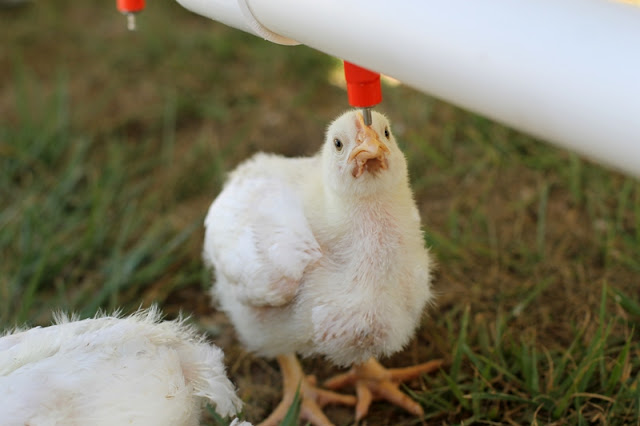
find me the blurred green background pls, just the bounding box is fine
[1,1,639,424]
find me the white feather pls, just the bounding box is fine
[0,307,246,426]
[205,154,322,307]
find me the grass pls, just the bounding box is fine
[2,1,640,425]
[423,285,639,424]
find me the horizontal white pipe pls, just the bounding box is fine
[175,0,298,45]
[177,0,640,178]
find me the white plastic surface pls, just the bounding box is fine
[175,0,298,45]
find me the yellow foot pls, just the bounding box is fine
[258,353,356,426]
[323,357,443,421]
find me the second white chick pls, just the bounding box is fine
[0,307,250,426]
[204,110,442,426]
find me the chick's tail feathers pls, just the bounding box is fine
[177,342,242,418]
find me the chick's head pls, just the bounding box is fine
[322,110,408,198]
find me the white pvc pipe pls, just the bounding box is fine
[177,0,640,178]
[175,0,298,45]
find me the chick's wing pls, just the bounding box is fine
[204,176,321,307]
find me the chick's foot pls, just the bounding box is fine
[323,357,443,421]
[259,353,356,426]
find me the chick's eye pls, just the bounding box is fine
[384,127,390,139]
[334,138,343,151]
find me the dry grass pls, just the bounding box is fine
[1,1,639,425]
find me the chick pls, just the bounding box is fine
[0,307,248,426]
[204,110,442,426]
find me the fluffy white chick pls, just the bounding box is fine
[204,110,442,426]
[0,307,250,426]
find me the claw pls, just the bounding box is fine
[355,381,373,421]
[258,354,356,426]
[324,357,443,421]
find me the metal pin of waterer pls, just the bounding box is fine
[362,107,373,126]
[126,13,137,31]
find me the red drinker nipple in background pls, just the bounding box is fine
[117,0,145,31]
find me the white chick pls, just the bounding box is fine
[204,110,442,426]
[0,307,250,426]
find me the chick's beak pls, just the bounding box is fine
[349,112,390,178]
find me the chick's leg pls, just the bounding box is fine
[259,353,356,426]
[323,357,443,421]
